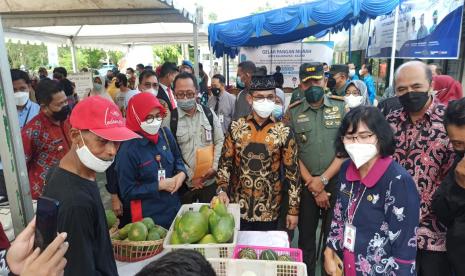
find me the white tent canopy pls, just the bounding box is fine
[0,0,203,234]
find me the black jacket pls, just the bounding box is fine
[432,156,465,275]
[157,86,174,111]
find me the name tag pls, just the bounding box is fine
[158,169,166,182]
[205,129,212,142]
[343,223,356,252]
[219,114,224,124]
[297,117,310,123]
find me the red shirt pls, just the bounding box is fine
[21,112,71,199]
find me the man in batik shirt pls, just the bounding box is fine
[214,75,301,231]
[386,61,455,276]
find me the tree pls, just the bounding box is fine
[6,40,48,71]
[152,45,182,64]
[208,12,218,22]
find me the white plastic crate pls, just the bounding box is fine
[208,258,308,276]
[163,203,240,258]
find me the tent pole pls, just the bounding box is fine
[222,54,227,79]
[389,6,400,87]
[348,25,352,62]
[70,38,78,73]
[226,56,230,87]
[0,16,34,235]
[193,23,199,79]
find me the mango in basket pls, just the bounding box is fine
[211,215,234,243]
[176,211,208,244]
[118,223,132,239]
[153,225,167,239]
[142,217,155,230]
[197,234,217,244]
[128,222,148,241]
[199,205,214,220]
[147,229,161,241]
[105,210,117,229]
[211,197,228,217]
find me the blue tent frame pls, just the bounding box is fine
[209,0,399,58]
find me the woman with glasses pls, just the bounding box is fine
[344,80,371,111]
[115,92,187,229]
[324,106,420,276]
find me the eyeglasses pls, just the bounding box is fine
[145,114,164,123]
[346,89,361,96]
[175,90,196,99]
[144,83,159,90]
[342,133,375,143]
[252,95,275,103]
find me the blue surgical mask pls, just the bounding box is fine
[236,76,245,89]
[272,104,283,119]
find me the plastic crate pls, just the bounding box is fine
[233,245,303,262]
[208,258,308,276]
[163,203,240,258]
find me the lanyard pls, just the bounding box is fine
[21,102,32,128]
[347,182,366,225]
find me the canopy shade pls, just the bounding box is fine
[208,0,399,58]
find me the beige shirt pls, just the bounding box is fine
[176,104,225,187]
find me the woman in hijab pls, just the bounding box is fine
[344,80,371,111]
[273,88,286,121]
[88,76,113,101]
[115,92,187,229]
[433,75,463,106]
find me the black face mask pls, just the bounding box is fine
[51,105,70,122]
[304,86,325,103]
[211,88,221,97]
[327,77,336,91]
[398,92,430,112]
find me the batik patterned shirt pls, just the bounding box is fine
[386,100,455,251]
[21,112,71,199]
[327,158,420,276]
[216,115,301,222]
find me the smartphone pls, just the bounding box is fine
[34,196,60,251]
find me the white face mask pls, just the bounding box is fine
[344,95,364,108]
[344,143,378,169]
[348,69,356,77]
[142,88,158,96]
[141,119,162,135]
[14,91,29,106]
[253,99,275,118]
[358,69,364,76]
[76,132,113,173]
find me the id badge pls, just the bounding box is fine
[205,129,212,142]
[158,169,166,181]
[343,223,356,252]
[219,114,224,124]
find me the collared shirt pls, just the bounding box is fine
[0,101,40,171]
[159,83,177,108]
[115,128,187,229]
[233,89,252,120]
[327,158,420,276]
[217,115,301,222]
[176,104,224,187]
[289,94,346,175]
[18,100,40,128]
[21,112,71,199]
[386,100,455,251]
[207,90,236,134]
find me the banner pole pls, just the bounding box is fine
[389,6,400,87]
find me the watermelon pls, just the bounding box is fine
[147,229,161,241]
[142,217,155,230]
[170,231,182,244]
[118,223,132,239]
[128,222,148,241]
[260,249,278,260]
[238,248,257,259]
[277,255,293,262]
[211,215,234,243]
[197,234,217,244]
[176,211,208,244]
[105,210,117,229]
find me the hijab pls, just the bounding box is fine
[346,80,371,107]
[433,75,463,106]
[126,92,166,144]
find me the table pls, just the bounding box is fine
[116,230,290,276]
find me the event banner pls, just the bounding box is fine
[367,0,464,59]
[239,42,334,88]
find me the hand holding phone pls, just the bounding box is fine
[34,197,60,251]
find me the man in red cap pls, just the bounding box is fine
[42,96,140,276]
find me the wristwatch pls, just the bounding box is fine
[216,186,226,195]
[320,175,329,186]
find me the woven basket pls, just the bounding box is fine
[111,227,166,262]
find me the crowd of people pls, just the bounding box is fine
[0,57,463,276]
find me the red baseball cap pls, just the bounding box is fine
[70,96,140,141]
